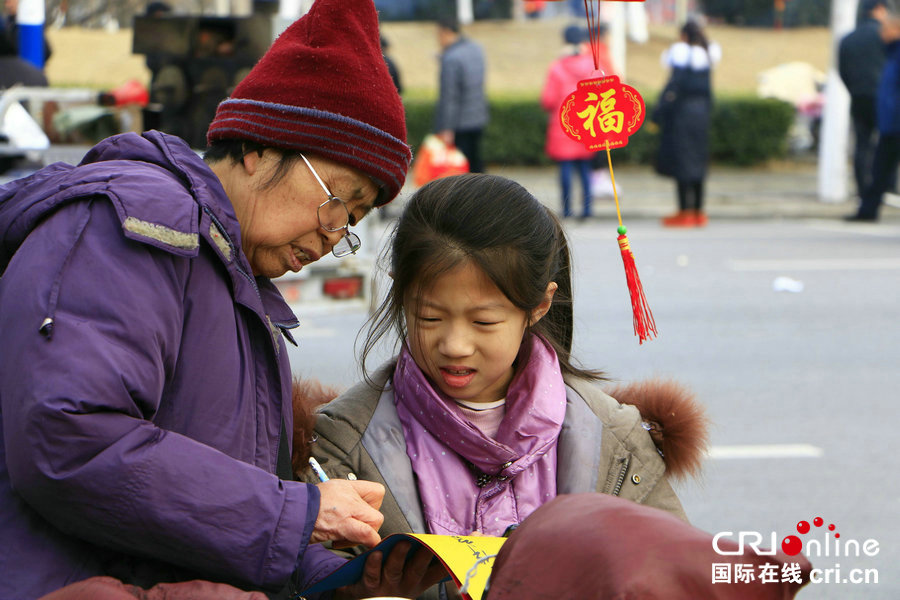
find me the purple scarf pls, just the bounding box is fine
[393,334,567,536]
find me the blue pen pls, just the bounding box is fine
[308,457,330,482]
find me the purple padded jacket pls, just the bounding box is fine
[0,132,344,599]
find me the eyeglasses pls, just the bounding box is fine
[299,153,362,258]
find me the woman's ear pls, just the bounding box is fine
[530,282,558,325]
[241,147,268,177]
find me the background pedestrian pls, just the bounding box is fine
[2,0,52,65]
[381,33,403,95]
[434,15,489,173]
[0,21,46,88]
[541,24,600,219]
[652,19,721,228]
[848,1,900,222]
[839,0,890,198]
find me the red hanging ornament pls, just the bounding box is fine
[600,141,657,345]
[553,0,656,343]
[616,223,657,344]
[559,75,645,151]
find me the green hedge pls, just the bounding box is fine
[404,95,795,168]
[700,0,830,27]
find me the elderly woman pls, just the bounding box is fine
[0,1,437,599]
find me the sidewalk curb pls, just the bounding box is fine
[476,165,900,222]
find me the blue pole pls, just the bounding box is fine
[17,0,45,69]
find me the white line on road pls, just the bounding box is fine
[728,258,900,271]
[709,444,824,459]
[806,219,900,237]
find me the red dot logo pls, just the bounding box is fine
[782,535,803,556]
[785,516,840,554]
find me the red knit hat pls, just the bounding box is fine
[206,0,410,205]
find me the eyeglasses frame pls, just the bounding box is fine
[298,153,361,258]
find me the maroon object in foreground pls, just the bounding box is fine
[487,493,812,600]
[38,577,268,600]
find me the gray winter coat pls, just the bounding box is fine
[434,36,489,133]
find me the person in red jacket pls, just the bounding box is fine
[540,24,614,219]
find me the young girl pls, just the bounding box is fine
[303,174,706,548]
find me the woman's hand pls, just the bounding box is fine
[311,480,385,548]
[333,541,448,600]
[437,129,455,147]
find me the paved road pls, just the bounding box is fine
[288,215,899,599]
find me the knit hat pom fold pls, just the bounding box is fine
[207,0,410,205]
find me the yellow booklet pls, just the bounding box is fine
[301,533,506,600]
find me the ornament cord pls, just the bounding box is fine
[605,140,623,229]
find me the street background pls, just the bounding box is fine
[9,4,898,597]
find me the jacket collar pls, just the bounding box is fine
[556,385,605,493]
[362,386,424,533]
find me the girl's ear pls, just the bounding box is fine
[530,282,558,325]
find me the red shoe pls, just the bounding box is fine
[661,211,696,227]
[694,211,708,227]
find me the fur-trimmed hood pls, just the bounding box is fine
[292,377,708,481]
[604,379,709,480]
[291,378,342,477]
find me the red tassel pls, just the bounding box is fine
[617,232,657,344]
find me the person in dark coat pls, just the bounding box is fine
[0,28,50,173]
[380,34,403,95]
[0,16,48,91]
[0,23,47,88]
[652,20,720,228]
[848,5,900,222]
[839,0,889,197]
[2,0,52,65]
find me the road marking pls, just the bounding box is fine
[728,258,900,271]
[806,220,900,237]
[709,444,824,459]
